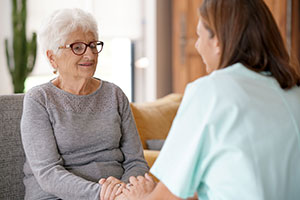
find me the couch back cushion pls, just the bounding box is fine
[130,93,182,149]
[0,94,25,199]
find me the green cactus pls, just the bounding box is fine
[5,0,37,93]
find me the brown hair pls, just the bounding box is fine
[199,0,300,89]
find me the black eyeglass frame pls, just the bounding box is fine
[58,41,104,56]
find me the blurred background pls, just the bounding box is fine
[0,0,299,102]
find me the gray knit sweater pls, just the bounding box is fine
[21,80,149,200]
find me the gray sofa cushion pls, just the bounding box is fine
[146,139,165,151]
[0,94,25,199]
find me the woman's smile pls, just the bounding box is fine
[78,62,94,67]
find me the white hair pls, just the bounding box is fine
[38,8,99,56]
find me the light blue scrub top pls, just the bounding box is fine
[151,63,300,200]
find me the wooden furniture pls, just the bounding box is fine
[172,0,300,93]
[264,0,300,61]
[172,0,206,94]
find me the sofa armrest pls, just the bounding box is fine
[143,149,160,182]
[143,149,160,168]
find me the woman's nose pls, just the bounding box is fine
[83,46,95,58]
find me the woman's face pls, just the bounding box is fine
[195,18,220,73]
[49,28,98,81]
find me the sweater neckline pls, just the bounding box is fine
[48,78,103,98]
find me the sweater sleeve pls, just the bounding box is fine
[117,91,149,182]
[21,94,101,200]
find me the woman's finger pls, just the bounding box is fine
[100,179,111,200]
[126,183,133,190]
[104,180,120,200]
[109,183,122,200]
[122,187,131,196]
[129,176,138,185]
[100,177,123,200]
[137,175,145,182]
[122,183,147,200]
[145,173,154,182]
[115,183,125,196]
[99,178,106,185]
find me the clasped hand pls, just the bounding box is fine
[99,173,156,200]
[99,176,126,200]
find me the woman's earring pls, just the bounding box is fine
[53,69,57,74]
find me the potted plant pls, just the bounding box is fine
[5,0,37,93]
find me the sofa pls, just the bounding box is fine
[0,93,182,199]
[130,93,182,168]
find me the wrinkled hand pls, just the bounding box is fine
[115,193,128,200]
[122,173,156,200]
[99,176,126,200]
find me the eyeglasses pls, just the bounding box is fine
[58,41,104,56]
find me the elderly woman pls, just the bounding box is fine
[123,0,300,199]
[20,8,149,200]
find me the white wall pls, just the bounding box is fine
[0,0,143,95]
[28,0,143,76]
[135,0,172,102]
[0,0,13,94]
[0,0,172,101]
[144,0,157,102]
